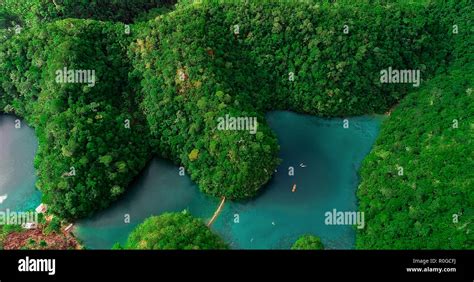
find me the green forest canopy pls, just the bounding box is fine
[357,0,473,249]
[357,64,473,249]
[0,0,471,249]
[291,234,324,250]
[0,0,176,26]
[123,211,228,250]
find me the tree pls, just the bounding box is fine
[2,0,177,26]
[291,235,324,250]
[1,1,471,252]
[125,211,227,250]
[188,149,199,161]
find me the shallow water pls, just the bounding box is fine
[0,115,41,212]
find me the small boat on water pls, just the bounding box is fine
[292,184,297,192]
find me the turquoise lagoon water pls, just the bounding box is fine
[0,115,41,212]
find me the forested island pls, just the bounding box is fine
[0,0,471,250]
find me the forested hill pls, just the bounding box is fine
[0,0,471,251]
[0,0,176,25]
[0,19,152,219]
[129,0,453,201]
[357,0,473,249]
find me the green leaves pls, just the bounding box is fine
[292,235,324,250]
[0,19,152,220]
[2,0,176,26]
[357,63,474,249]
[129,0,464,202]
[1,1,471,248]
[99,155,113,167]
[125,212,227,250]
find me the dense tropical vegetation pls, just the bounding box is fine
[0,0,471,249]
[121,211,227,249]
[357,65,473,249]
[129,0,456,199]
[0,18,152,219]
[357,1,473,248]
[0,0,175,26]
[292,235,324,250]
